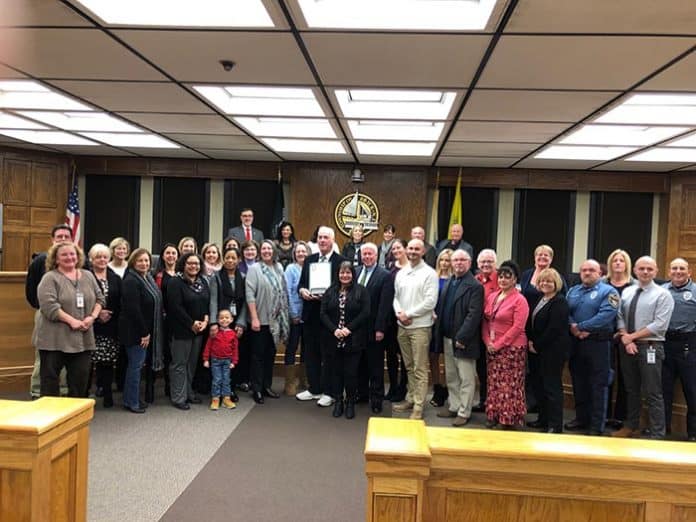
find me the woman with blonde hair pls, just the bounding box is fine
[108,237,130,278]
[178,236,198,256]
[604,248,635,429]
[430,248,453,407]
[201,242,223,278]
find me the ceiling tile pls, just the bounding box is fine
[461,89,619,122]
[0,28,166,80]
[49,81,214,113]
[0,0,94,27]
[638,52,696,91]
[198,149,280,161]
[125,147,207,158]
[0,63,26,78]
[597,159,688,172]
[442,141,543,157]
[506,0,696,34]
[449,121,569,142]
[51,144,134,156]
[114,30,315,84]
[116,113,245,135]
[513,157,603,169]
[303,33,490,87]
[480,35,695,90]
[281,151,351,162]
[436,156,516,168]
[164,133,264,150]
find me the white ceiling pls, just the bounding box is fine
[0,0,694,171]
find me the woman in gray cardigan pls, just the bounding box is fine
[245,240,289,403]
[36,241,105,397]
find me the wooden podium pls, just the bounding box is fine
[0,397,94,522]
[365,418,696,522]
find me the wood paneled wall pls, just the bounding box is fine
[666,172,696,268]
[286,164,429,246]
[0,273,34,392]
[0,147,70,271]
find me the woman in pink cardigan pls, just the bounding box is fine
[482,260,530,429]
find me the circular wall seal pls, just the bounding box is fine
[334,191,380,237]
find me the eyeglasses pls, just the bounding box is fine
[185,261,200,266]
[498,271,515,279]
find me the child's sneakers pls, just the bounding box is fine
[210,397,220,411]
[222,396,236,409]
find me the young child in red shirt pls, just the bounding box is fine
[203,309,239,410]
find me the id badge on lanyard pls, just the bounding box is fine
[647,347,656,364]
[229,301,237,316]
[76,290,85,309]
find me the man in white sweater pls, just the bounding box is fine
[392,239,439,419]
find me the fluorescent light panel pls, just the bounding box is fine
[666,133,696,148]
[261,138,346,154]
[0,130,97,146]
[596,93,696,125]
[348,120,444,141]
[535,145,636,161]
[559,124,690,146]
[193,86,325,117]
[0,113,47,130]
[233,117,336,138]
[298,0,498,30]
[17,111,142,132]
[335,89,456,120]
[627,148,696,163]
[0,80,92,111]
[79,132,179,148]
[356,141,436,156]
[73,0,274,27]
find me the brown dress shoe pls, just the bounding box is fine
[392,400,415,412]
[437,408,457,418]
[611,426,639,438]
[452,416,469,427]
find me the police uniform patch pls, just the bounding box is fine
[590,291,598,299]
[684,291,693,301]
[608,293,619,308]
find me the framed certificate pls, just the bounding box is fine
[309,262,331,295]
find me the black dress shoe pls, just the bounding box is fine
[564,419,588,431]
[526,419,546,429]
[252,392,264,404]
[332,400,344,417]
[230,391,239,402]
[472,403,485,413]
[139,401,149,409]
[263,388,280,399]
[126,406,146,414]
[371,400,383,414]
[173,402,190,410]
[547,427,563,434]
[187,396,202,405]
[238,383,250,392]
[345,399,355,419]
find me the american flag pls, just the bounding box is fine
[65,176,81,246]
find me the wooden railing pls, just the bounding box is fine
[365,418,696,522]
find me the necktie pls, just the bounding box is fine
[245,227,251,241]
[319,255,327,262]
[359,268,368,286]
[627,288,643,333]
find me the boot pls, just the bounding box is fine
[284,365,298,396]
[345,398,355,419]
[332,399,344,417]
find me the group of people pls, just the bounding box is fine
[24,210,696,440]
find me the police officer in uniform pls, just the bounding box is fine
[662,258,696,441]
[565,259,620,435]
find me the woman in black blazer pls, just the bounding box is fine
[119,248,163,413]
[320,260,370,419]
[525,267,570,433]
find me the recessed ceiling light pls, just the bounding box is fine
[0,130,97,146]
[335,89,456,120]
[233,117,336,138]
[665,133,696,148]
[356,140,436,156]
[0,81,91,111]
[261,138,346,154]
[298,0,498,30]
[17,111,142,132]
[596,93,696,125]
[626,148,696,162]
[0,112,47,129]
[193,86,325,117]
[559,124,690,146]
[73,0,274,27]
[79,132,179,148]
[348,120,445,141]
[535,145,636,160]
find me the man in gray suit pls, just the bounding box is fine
[227,208,264,244]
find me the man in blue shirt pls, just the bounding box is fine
[565,259,620,435]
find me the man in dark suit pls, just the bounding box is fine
[436,223,474,259]
[296,226,347,407]
[434,249,484,426]
[227,208,264,244]
[355,242,393,413]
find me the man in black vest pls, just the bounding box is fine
[296,226,346,407]
[355,242,393,413]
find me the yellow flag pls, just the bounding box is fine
[448,169,462,238]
